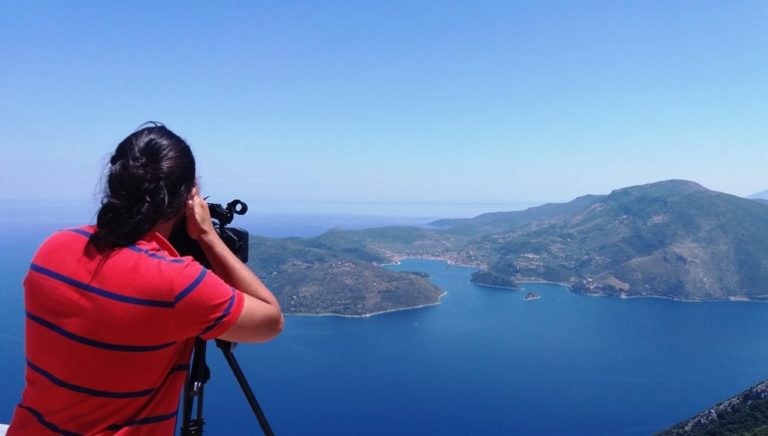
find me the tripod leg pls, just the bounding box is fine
[182,338,210,435]
[216,340,275,436]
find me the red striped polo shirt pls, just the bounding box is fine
[8,226,245,435]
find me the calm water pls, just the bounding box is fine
[2,223,768,434]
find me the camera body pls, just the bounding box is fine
[170,199,249,269]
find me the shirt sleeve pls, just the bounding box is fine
[170,260,245,341]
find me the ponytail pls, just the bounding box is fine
[89,123,196,251]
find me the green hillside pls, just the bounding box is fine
[660,381,768,435]
[247,235,445,316]
[472,180,768,299]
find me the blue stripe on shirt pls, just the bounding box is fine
[29,263,174,308]
[18,404,81,436]
[198,288,237,336]
[174,268,207,303]
[126,245,186,264]
[64,228,93,238]
[105,409,179,431]
[64,228,185,264]
[27,360,156,399]
[26,311,176,352]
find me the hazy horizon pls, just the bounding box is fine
[1,196,542,221]
[1,176,763,221]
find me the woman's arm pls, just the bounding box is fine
[186,188,284,342]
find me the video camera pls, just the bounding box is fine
[170,199,250,268]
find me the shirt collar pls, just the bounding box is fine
[141,231,181,258]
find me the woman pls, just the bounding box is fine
[8,124,283,435]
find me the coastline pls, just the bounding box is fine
[286,291,448,318]
[572,289,768,304]
[390,258,768,304]
[286,257,768,318]
[471,281,519,291]
[472,272,768,304]
[517,279,571,287]
[380,256,482,270]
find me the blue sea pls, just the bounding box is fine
[2,211,768,434]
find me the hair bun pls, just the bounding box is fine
[108,158,153,202]
[90,124,196,251]
[127,152,148,171]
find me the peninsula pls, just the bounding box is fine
[246,235,444,316]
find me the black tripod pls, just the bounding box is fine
[180,338,274,435]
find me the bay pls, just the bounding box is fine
[206,260,768,435]
[2,224,768,434]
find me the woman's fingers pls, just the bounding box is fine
[185,189,215,241]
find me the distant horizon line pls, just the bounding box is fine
[3,179,763,212]
[1,198,551,206]
[2,198,550,222]
[3,178,762,206]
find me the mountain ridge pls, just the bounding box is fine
[748,188,768,200]
[468,180,768,299]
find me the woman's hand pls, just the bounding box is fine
[185,187,216,241]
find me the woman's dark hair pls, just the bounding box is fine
[89,123,196,251]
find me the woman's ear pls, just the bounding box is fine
[187,185,199,201]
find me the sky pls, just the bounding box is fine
[1,1,766,217]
